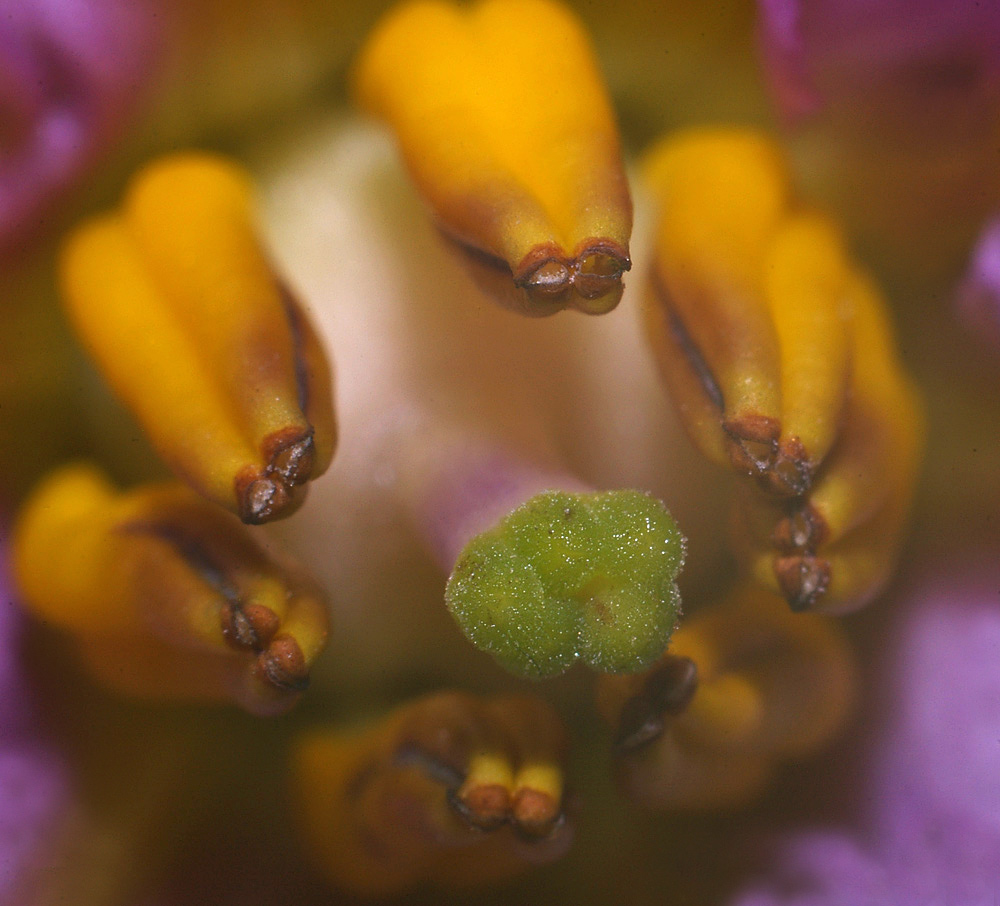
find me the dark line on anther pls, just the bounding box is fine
[654,273,725,411]
[615,654,699,754]
[435,225,515,277]
[276,281,311,415]
[119,521,242,607]
[394,744,508,832]
[393,743,466,789]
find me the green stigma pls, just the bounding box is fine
[445,490,685,679]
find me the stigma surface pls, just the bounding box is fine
[353,0,633,316]
[445,489,685,678]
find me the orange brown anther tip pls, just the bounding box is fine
[265,430,316,487]
[221,603,281,652]
[513,241,631,316]
[236,473,292,525]
[723,414,781,478]
[772,504,828,553]
[511,788,561,836]
[774,555,832,612]
[236,428,319,524]
[452,784,512,831]
[767,436,813,497]
[615,655,699,753]
[255,634,311,692]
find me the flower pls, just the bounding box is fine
[0,0,998,903]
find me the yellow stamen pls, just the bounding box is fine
[292,692,571,896]
[644,126,925,610]
[12,463,329,715]
[354,0,632,316]
[644,127,789,469]
[680,674,764,750]
[602,584,856,808]
[59,152,336,524]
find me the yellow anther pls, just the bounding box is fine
[13,464,143,635]
[511,762,564,834]
[644,129,856,496]
[12,463,329,715]
[292,692,571,897]
[644,128,789,297]
[60,152,336,524]
[354,0,632,316]
[601,585,856,809]
[457,752,516,828]
[678,674,764,750]
[644,128,790,471]
[763,212,852,492]
[644,126,924,610]
[735,270,925,613]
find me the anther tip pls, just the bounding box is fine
[615,655,699,753]
[515,243,630,315]
[571,248,630,311]
[775,554,831,611]
[255,635,310,692]
[221,603,259,650]
[524,260,572,294]
[773,504,827,553]
[222,603,281,651]
[767,437,813,497]
[724,415,781,477]
[238,476,291,525]
[452,783,512,831]
[512,788,561,836]
[266,431,316,486]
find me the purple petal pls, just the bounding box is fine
[0,538,37,733]
[0,746,74,905]
[728,556,1000,905]
[755,0,1000,121]
[728,832,899,906]
[872,567,1000,869]
[0,0,161,262]
[755,0,822,123]
[955,216,1000,350]
[0,536,79,906]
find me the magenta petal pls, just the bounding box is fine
[0,0,162,262]
[728,833,897,906]
[881,571,1000,832]
[0,541,79,905]
[0,746,73,905]
[872,569,1000,873]
[956,216,1000,350]
[755,0,1000,122]
[0,545,35,732]
[755,0,823,122]
[729,557,1000,905]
